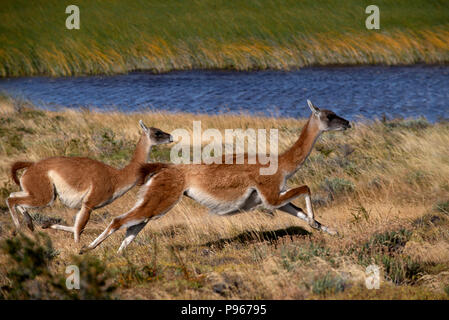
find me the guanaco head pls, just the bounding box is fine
[139,120,173,145]
[307,100,351,132]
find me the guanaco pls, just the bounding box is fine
[7,120,172,242]
[81,100,351,253]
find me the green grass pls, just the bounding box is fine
[310,273,347,296]
[1,0,448,77]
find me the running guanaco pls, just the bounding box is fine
[7,120,172,242]
[81,101,350,253]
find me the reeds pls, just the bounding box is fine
[1,0,448,77]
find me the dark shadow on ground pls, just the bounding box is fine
[195,226,311,250]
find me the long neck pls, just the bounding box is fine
[117,134,151,187]
[279,116,322,176]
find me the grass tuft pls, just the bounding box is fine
[310,273,347,296]
[434,201,449,215]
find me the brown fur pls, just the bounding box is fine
[81,102,351,253]
[11,161,33,185]
[137,163,170,186]
[7,123,172,242]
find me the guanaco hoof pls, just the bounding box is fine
[41,221,53,229]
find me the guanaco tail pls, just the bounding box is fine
[7,120,173,242]
[81,100,351,253]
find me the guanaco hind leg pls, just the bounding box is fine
[6,196,21,230]
[117,221,148,253]
[80,170,185,254]
[44,205,93,242]
[278,202,337,235]
[6,197,33,231]
[80,196,181,254]
[6,178,54,231]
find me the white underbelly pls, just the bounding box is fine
[48,171,90,209]
[186,187,261,215]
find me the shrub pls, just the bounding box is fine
[30,212,65,227]
[378,254,422,285]
[320,177,354,201]
[150,146,172,162]
[350,229,423,285]
[363,229,412,254]
[0,233,116,299]
[0,181,14,211]
[0,232,60,299]
[68,255,117,299]
[280,243,332,271]
[64,138,90,157]
[93,129,133,164]
[444,284,449,297]
[310,273,347,296]
[384,118,430,130]
[0,127,26,155]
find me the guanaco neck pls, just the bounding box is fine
[116,134,151,189]
[279,115,322,177]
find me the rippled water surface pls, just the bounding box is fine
[1,66,448,121]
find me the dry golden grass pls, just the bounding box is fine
[0,96,448,299]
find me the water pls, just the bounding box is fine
[1,66,448,121]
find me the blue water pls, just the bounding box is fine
[1,66,448,121]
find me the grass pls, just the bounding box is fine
[310,273,347,296]
[0,95,449,299]
[1,0,449,77]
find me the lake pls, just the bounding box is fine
[1,65,448,122]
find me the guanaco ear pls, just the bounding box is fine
[139,120,149,133]
[307,99,320,116]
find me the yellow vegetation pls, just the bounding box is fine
[0,97,448,299]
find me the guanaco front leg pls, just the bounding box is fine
[44,205,92,243]
[260,185,338,235]
[73,206,93,242]
[80,212,153,254]
[278,202,336,235]
[259,185,311,208]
